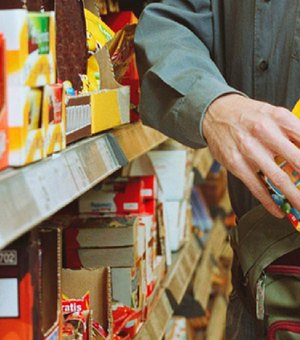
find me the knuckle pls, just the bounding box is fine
[251,121,266,137]
[229,153,242,171]
[270,170,289,188]
[272,107,291,121]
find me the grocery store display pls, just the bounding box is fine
[0,1,232,339]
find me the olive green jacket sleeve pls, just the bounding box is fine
[134,0,242,148]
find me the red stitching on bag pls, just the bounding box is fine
[266,265,300,275]
[269,321,300,340]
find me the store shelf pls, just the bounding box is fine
[112,121,168,162]
[164,234,202,304]
[134,235,202,340]
[0,122,167,249]
[134,291,173,340]
[193,219,228,311]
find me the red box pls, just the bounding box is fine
[0,228,61,339]
[0,33,8,170]
[79,176,157,215]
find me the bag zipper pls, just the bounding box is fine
[256,271,266,320]
[269,320,300,340]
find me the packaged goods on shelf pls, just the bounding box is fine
[62,267,111,339]
[79,175,156,215]
[0,227,61,339]
[191,187,213,233]
[42,83,66,155]
[104,11,140,122]
[0,33,8,170]
[7,85,44,165]
[165,317,194,340]
[128,149,193,253]
[0,9,55,87]
[64,216,146,268]
[64,48,130,145]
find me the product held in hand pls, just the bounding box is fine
[263,158,300,231]
[262,99,300,231]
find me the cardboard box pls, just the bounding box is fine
[79,176,156,215]
[148,150,187,201]
[0,9,55,87]
[0,33,8,170]
[79,180,145,215]
[42,83,66,156]
[8,85,44,166]
[62,267,112,336]
[111,259,146,311]
[0,227,62,339]
[64,216,146,269]
[65,46,129,145]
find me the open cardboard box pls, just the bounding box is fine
[62,267,112,339]
[65,46,130,145]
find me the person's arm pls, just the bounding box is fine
[135,0,300,218]
[134,0,241,148]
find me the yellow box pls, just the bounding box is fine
[8,85,44,166]
[90,85,130,134]
[65,47,130,144]
[42,84,66,156]
[0,9,56,87]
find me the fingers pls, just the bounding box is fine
[253,121,300,172]
[239,136,300,212]
[228,154,285,218]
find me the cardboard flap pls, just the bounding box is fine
[83,0,99,15]
[94,47,120,90]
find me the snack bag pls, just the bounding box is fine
[62,292,90,340]
[84,8,114,92]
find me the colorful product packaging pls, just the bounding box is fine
[262,99,300,231]
[0,227,62,339]
[0,33,8,170]
[0,9,55,87]
[8,85,44,165]
[62,292,90,340]
[42,83,66,156]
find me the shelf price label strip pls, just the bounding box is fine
[0,133,128,249]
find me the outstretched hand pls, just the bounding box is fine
[203,94,300,218]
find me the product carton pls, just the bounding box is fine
[42,83,66,156]
[0,9,55,87]
[8,85,44,165]
[64,216,146,269]
[65,46,129,145]
[79,176,156,215]
[79,179,145,215]
[0,33,8,170]
[0,227,62,339]
[111,258,146,313]
[62,267,112,337]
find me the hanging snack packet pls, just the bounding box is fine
[62,292,90,340]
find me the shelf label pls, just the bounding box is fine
[0,173,40,246]
[95,136,119,170]
[23,157,77,216]
[76,140,108,183]
[64,150,90,191]
[0,250,17,266]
